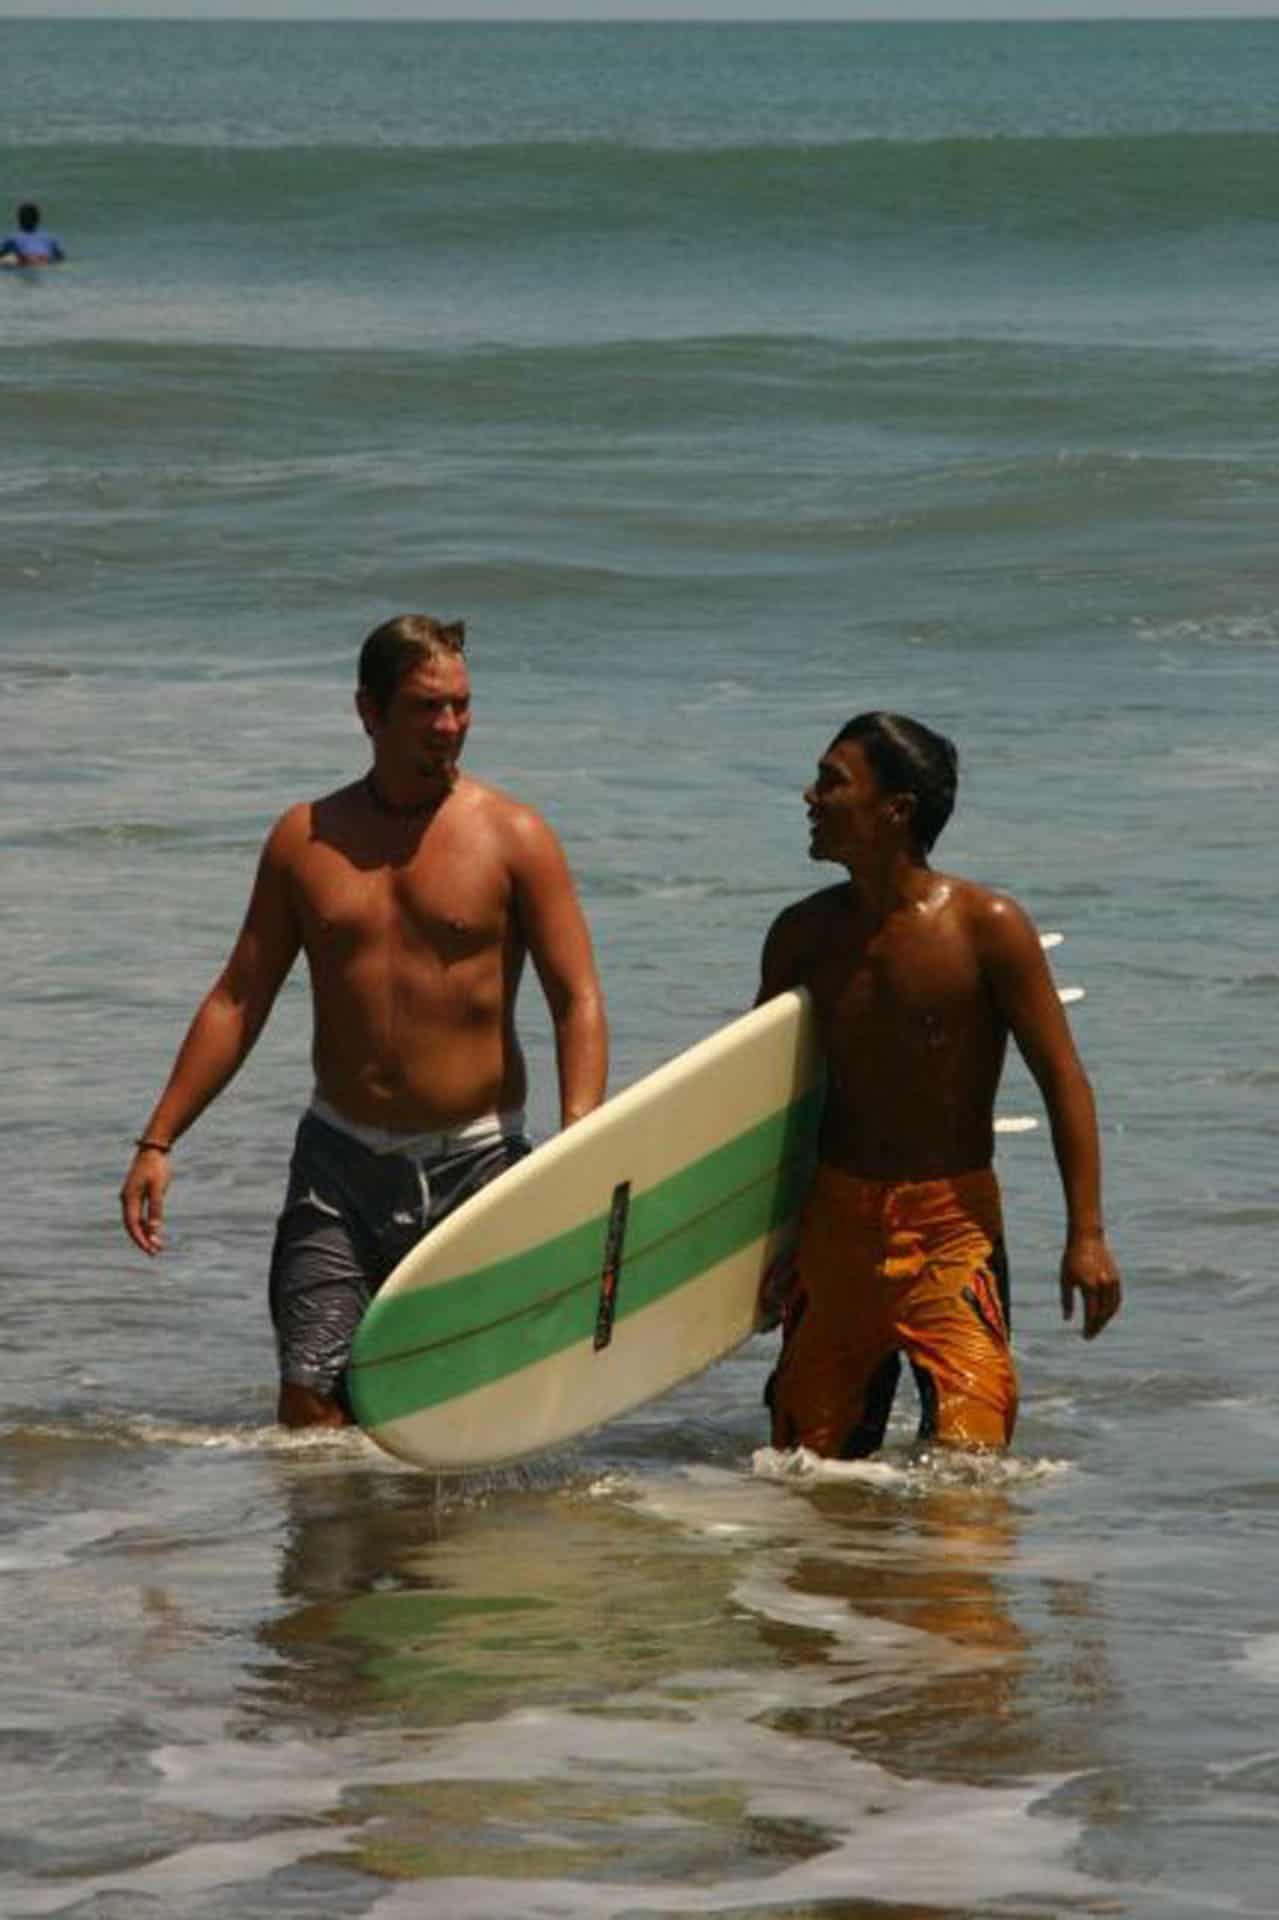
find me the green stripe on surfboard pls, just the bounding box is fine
[348,1086,821,1432]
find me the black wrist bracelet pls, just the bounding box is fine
[135,1138,172,1154]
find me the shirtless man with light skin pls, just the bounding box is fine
[121,615,608,1428]
[758,711,1120,1458]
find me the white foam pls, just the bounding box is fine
[353,1702,1091,1918]
[1235,1634,1279,1685]
[752,1444,1072,1492]
[584,1469,632,1499]
[2,1412,400,1462]
[128,1415,391,1459]
[612,1461,815,1539]
[151,1737,349,1819]
[754,1445,909,1489]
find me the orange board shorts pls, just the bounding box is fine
[766,1165,1018,1456]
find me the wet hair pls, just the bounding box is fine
[833,711,958,852]
[17,203,40,232]
[357,613,466,714]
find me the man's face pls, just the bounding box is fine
[803,738,895,868]
[364,652,472,786]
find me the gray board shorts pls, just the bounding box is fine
[269,1104,531,1411]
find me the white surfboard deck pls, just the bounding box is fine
[349,989,824,1472]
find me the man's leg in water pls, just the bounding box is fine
[765,1167,903,1457]
[268,1115,389,1430]
[278,1381,350,1429]
[898,1223,1018,1449]
[268,1113,532,1429]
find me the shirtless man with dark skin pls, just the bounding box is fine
[758,711,1120,1458]
[120,615,608,1428]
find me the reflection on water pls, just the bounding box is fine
[258,1464,759,1729]
[764,1477,1029,1786]
[241,1455,1111,1912]
[0,1412,1120,1914]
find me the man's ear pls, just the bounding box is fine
[355,687,378,738]
[886,790,917,831]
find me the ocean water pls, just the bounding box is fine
[3,17,1279,1917]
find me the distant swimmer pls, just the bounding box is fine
[756,711,1121,1459]
[0,202,66,267]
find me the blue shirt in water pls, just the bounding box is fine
[1,228,65,263]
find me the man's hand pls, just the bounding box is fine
[1059,1231,1121,1340]
[757,1243,801,1332]
[121,1146,172,1255]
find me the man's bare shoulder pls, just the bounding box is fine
[453,773,527,816]
[454,776,560,851]
[769,881,850,938]
[759,883,849,995]
[939,872,1043,963]
[265,783,363,858]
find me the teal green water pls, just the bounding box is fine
[3,19,1279,1919]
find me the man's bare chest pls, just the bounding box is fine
[294,838,513,963]
[808,926,988,1035]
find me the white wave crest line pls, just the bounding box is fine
[1,1414,409,1464]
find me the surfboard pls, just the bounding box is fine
[348,989,824,1473]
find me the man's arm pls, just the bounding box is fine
[753,897,826,1326]
[979,894,1121,1340]
[755,895,825,1006]
[120,815,304,1255]
[509,809,608,1128]
[755,915,795,1006]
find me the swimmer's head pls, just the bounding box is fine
[831,711,958,853]
[17,203,40,233]
[357,613,466,716]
